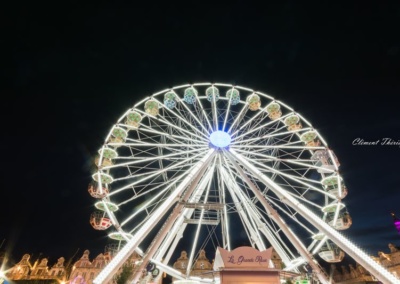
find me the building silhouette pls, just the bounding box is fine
[5,246,141,284]
[3,212,400,284]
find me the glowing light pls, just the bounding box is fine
[394,221,400,233]
[391,213,400,234]
[210,131,231,148]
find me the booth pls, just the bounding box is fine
[213,246,281,284]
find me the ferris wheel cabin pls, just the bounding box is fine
[318,241,345,263]
[312,149,340,173]
[90,211,112,230]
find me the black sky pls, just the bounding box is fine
[2,1,400,267]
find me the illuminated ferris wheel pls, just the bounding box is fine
[88,83,399,284]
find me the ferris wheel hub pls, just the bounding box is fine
[210,130,231,148]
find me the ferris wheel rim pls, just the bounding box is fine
[90,82,400,284]
[95,82,340,248]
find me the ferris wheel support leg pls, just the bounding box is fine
[131,163,217,283]
[151,167,218,283]
[228,149,400,284]
[224,150,330,284]
[93,149,216,284]
[154,167,214,263]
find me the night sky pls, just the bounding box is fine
[2,1,400,269]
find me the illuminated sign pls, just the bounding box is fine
[213,246,273,269]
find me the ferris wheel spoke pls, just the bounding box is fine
[155,107,209,141]
[191,87,214,132]
[104,148,204,170]
[118,176,185,227]
[158,137,207,152]
[154,146,209,157]
[118,142,208,148]
[232,146,316,166]
[226,101,248,134]
[129,122,207,145]
[246,143,311,161]
[122,125,207,146]
[246,150,335,174]
[128,214,154,235]
[233,148,322,180]
[242,119,295,144]
[231,129,285,146]
[234,111,267,136]
[171,94,212,134]
[268,187,322,212]
[232,126,312,146]
[221,87,235,132]
[236,154,335,199]
[111,156,196,183]
[232,112,293,141]
[266,194,323,233]
[109,151,208,196]
[123,148,201,164]
[134,108,209,142]
[230,103,270,135]
[210,88,219,131]
[231,144,325,150]
[150,97,210,140]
